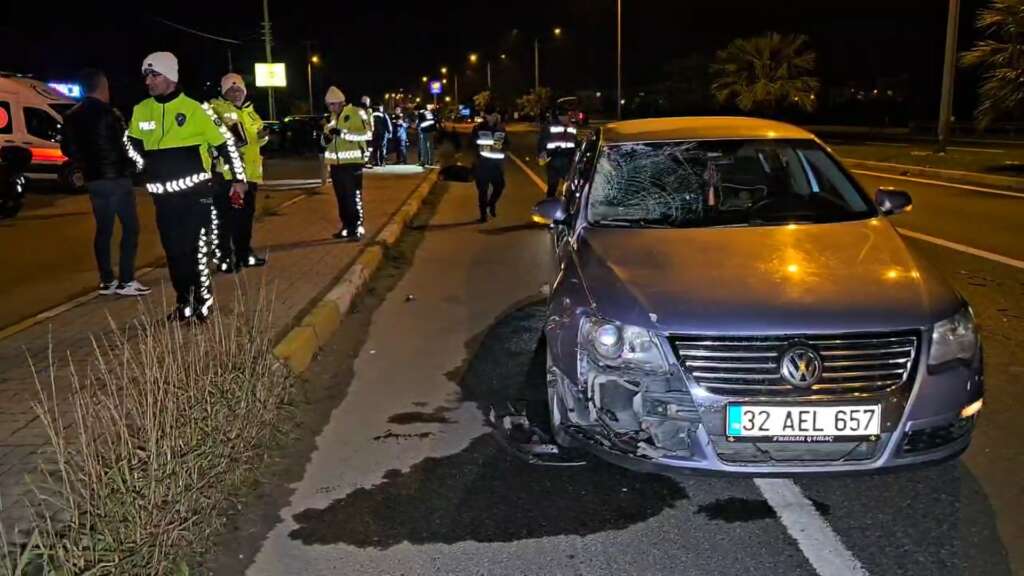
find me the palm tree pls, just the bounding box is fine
[960,0,1024,128]
[711,32,820,115]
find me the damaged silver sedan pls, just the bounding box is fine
[533,117,983,475]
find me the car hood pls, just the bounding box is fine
[575,219,961,335]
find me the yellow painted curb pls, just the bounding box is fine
[273,326,319,374]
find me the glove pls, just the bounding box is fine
[329,127,341,136]
[229,182,246,208]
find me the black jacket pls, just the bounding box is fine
[61,97,133,181]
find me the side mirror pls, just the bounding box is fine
[531,197,568,226]
[875,187,913,216]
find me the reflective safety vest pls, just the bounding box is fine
[538,122,578,160]
[127,91,245,194]
[209,98,265,183]
[417,109,436,133]
[472,122,508,161]
[322,104,372,166]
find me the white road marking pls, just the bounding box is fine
[755,479,869,576]
[948,146,1005,154]
[897,228,1024,271]
[850,169,1024,199]
[509,152,548,191]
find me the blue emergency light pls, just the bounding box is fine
[48,82,82,99]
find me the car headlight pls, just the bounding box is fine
[929,307,978,366]
[581,317,668,373]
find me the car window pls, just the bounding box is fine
[0,101,11,135]
[47,103,76,119]
[24,107,63,143]
[587,139,875,228]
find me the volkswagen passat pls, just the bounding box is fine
[533,117,983,475]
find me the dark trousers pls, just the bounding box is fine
[213,178,258,265]
[546,158,571,198]
[329,164,365,236]
[87,177,139,285]
[153,187,215,312]
[371,135,388,166]
[418,131,434,166]
[475,161,505,217]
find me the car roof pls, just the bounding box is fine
[601,117,816,144]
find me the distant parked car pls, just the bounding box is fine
[282,114,328,155]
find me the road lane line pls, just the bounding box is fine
[896,228,1024,271]
[850,169,1024,199]
[509,152,548,192]
[948,146,1005,153]
[755,479,869,576]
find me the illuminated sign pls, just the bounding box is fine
[48,82,82,98]
[254,63,287,87]
[429,80,442,95]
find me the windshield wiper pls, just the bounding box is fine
[593,217,675,228]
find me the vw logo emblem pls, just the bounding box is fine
[780,346,822,388]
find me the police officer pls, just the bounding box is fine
[472,105,509,223]
[359,96,375,169]
[416,104,437,167]
[390,106,408,165]
[370,104,392,167]
[322,86,371,241]
[537,104,578,198]
[209,73,267,272]
[127,52,247,322]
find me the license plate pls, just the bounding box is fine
[726,404,881,442]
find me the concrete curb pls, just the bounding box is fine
[272,169,441,374]
[842,158,1024,191]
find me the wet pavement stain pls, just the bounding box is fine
[387,406,456,425]
[289,434,688,548]
[696,497,831,523]
[372,430,436,443]
[289,301,689,549]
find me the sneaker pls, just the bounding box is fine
[332,229,348,240]
[239,254,267,268]
[98,281,118,295]
[488,204,497,218]
[216,260,238,274]
[115,281,152,296]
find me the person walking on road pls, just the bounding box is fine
[390,106,408,165]
[322,86,371,241]
[127,52,247,322]
[370,104,392,167]
[537,103,578,198]
[472,105,509,223]
[62,68,150,297]
[416,104,437,167]
[209,73,267,272]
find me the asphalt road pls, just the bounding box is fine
[0,157,321,330]
[209,132,1022,576]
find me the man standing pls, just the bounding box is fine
[537,103,578,198]
[370,104,392,167]
[359,96,375,170]
[390,106,408,165]
[62,68,150,296]
[209,73,267,272]
[127,52,247,322]
[471,105,509,223]
[322,86,371,241]
[416,104,437,167]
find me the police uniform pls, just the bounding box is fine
[472,116,509,222]
[209,74,266,271]
[322,87,371,240]
[127,54,246,321]
[537,116,578,198]
[416,107,437,166]
[370,106,392,167]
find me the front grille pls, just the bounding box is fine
[671,332,919,396]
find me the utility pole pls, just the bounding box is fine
[455,74,459,107]
[261,0,276,120]
[487,61,492,90]
[616,0,622,120]
[937,0,960,153]
[534,38,540,91]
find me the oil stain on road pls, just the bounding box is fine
[289,301,689,549]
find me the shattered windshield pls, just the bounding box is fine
[587,139,876,228]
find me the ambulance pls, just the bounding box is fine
[0,73,78,187]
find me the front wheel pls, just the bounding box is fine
[546,346,577,448]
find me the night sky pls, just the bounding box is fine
[0,0,994,121]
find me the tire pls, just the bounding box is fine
[546,346,577,448]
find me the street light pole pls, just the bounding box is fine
[937,0,961,153]
[261,0,276,120]
[614,0,622,119]
[487,61,492,90]
[534,38,540,90]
